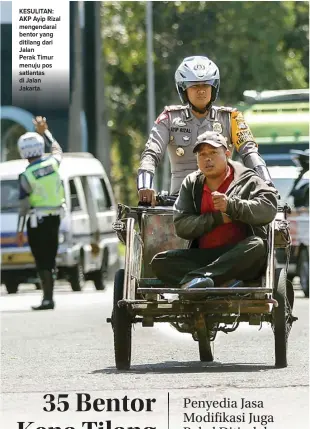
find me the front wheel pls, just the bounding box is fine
[198,333,213,362]
[112,269,132,370]
[298,248,309,298]
[195,315,213,362]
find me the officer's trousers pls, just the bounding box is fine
[151,236,267,287]
[27,215,60,271]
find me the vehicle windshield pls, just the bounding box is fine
[232,142,309,166]
[259,142,309,166]
[1,180,20,212]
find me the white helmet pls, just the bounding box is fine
[175,56,220,108]
[17,132,45,159]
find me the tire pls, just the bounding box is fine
[273,268,289,368]
[112,269,132,370]
[92,250,108,291]
[196,319,213,362]
[68,260,85,292]
[198,335,213,362]
[286,280,294,311]
[35,282,41,290]
[286,273,295,282]
[5,281,19,294]
[298,248,309,298]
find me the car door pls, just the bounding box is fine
[68,177,91,245]
[86,175,116,234]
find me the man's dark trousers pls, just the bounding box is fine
[27,215,60,301]
[151,236,267,287]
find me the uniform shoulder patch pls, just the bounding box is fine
[165,104,188,112]
[217,106,237,113]
[155,111,169,124]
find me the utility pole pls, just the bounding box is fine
[84,1,111,177]
[146,1,159,190]
[146,1,170,193]
[146,1,155,135]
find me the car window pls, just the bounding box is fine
[69,179,82,212]
[100,178,112,208]
[272,177,309,207]
[1,180,20,211]
[87,176,111,212]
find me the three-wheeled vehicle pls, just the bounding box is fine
[108,194,297,370]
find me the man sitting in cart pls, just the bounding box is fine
[151,131,278,289]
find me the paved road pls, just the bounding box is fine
[1,280,309,429]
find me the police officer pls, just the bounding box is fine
[138,55,274,205]
[16,116,65,311]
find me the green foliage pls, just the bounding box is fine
[102,1,309,205]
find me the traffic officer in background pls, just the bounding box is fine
[16,116,65,310]
[138,55,274,205]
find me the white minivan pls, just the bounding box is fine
[0,152,119,293]
[268,165,309,296]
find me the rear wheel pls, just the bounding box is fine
[5,281,19,294]
[92,250,108,291]
[68,260,85,292]
[34,282,41,290]
[273,268,292,368]
[112,269,132,370]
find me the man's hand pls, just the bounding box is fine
[212,191,228,212]
[33,116,48,135]
[16,232,24,247]
[138,189,156,207]
[222,213,232,224]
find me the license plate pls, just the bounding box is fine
[1,252,35,265]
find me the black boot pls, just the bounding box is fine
[32,299,55,310]
[32,270,55,311]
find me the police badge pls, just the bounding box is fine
[213,122,223,133]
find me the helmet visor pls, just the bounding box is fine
[181,80,218,90]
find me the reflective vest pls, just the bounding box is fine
[22,156,65,208]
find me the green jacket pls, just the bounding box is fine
[22,156,64,209]
[173,160,278,243]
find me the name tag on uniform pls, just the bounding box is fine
[32,164,55,179]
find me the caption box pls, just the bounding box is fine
[12,0,70,110]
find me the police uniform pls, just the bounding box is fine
[18,133,65,310]
[138,104,270,194]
